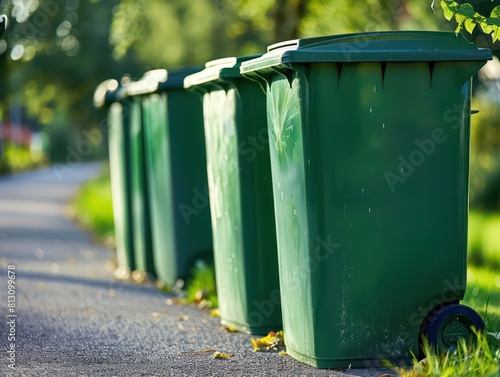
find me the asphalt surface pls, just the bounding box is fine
[0,162,397,377]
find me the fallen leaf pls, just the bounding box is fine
[251,330,285,352]
[213,351,234,359]
[279,351,287,356]
[251,338,260,352]
[181,348,216,355]
[167,297,185,305]
[226,326,237,332]
[195,289,208,303]
[209,309,220,317]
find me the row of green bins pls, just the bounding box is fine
[127,67,213,287]
[241,31,492,367]
[184,57,282,334]
[93,79,135,275]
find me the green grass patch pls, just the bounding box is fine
[394,330,499,377]
[464,266,500,333]
[73,166,115,243]
[184,260,218,309]
[468,211,500,270]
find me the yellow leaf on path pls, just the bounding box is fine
[251,338,260,352]
[226,326,237,332]
[209,309,220,317]
[213,351,234,359]
[251,330,285,352]
[279,351,287,356]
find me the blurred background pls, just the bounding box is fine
[0,0,498,324]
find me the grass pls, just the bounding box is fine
[465,210,500,333]
[184,260,218,308]
[464,266,500,332]
[394,331,499,377]
[73,166,115,244]
[468,211,500,270]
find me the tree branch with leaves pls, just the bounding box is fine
[439,0,500,41]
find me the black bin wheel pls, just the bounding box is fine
[423,303,485,352]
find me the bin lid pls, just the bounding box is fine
[124,67,203,97]
[240,31,492,74]
[126,69,167,96]
[156,66,203,93]
[93,79,119,108]
[183,55,261,89]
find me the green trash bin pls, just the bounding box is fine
[184,56,281,334]
[241,31,492,368]
[93,79,135,276]
[123,79,155,276]
[129,67,213,287]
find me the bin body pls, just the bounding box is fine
[241,31,491,367]
[107,101,135,271]
[141,68,213,286]
[129,97,155,274]
[184,57,281,334]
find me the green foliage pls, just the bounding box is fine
[184,260,218,309]
[109,0,143,61]
[394,330,499,377]
[2,141,47,173]
[0,0,143,154]
[73,166,115,243]
[441,1,500,41]
[109,0,448,67]
[469,94,500,210]
[109,0,278,67]
[302,0,447,37]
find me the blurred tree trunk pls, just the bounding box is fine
[273,0,309,42]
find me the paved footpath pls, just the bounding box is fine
[0,162,396,377]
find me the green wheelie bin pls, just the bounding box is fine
[241,31,492,368]
[184,56,281,334]
[94,79,136,276]
[129,67,213,287]
[123,79,155,276]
